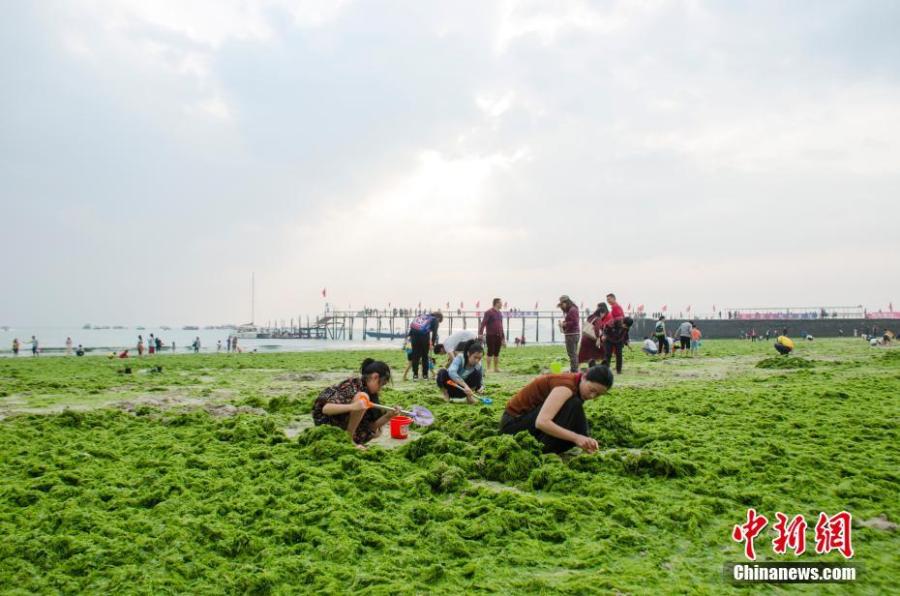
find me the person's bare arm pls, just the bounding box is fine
[535,387,598,453]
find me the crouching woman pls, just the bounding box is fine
[499,365,613,454]
[312,358,399,446]
[436,339,484,404]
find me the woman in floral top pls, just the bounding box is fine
[312,358,398,446]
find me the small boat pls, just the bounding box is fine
[82,324,92,330]
[183,326,199,331]
[234,323,260,339]
[365,330,407,340]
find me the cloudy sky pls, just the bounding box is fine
[2,0,898,326]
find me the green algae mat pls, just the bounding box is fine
[1,340,898,594]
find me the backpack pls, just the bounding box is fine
[410,314,433,333]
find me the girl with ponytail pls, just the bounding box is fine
[435,339,485,404]
[312,358,399,446]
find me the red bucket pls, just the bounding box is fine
[390,415,412,440]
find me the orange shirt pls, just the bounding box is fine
[505,373,580,416]
[691,328,702,340]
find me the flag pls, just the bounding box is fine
[637,304,644,312]
[687,305,692,312]
[504,301,508,309]
[626,303,631,311]
[662,305,667,312]
[460,301,464,309]
[476,300,480,308]
[713,304,716,312]
[321,287,327,298]
[446,301,450,309]
[535,301,539,309]
[418,301,421,309]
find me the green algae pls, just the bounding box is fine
[756,355,815,369]
[0,340,898,593]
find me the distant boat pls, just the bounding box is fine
[113,326,126,330]
[82,324,92,330]
[183,326,199,331]
[136,326,145,330]
[160,326,171,331]
[234,323,260,339]
[365,330,407,340]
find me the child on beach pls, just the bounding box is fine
[436,340,484,404]
[312,358,400,447]
[499,365,613,454]
[401,340,414,381]
[690,325,702,356]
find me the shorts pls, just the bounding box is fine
[679,336,690,350]
[690,340,699,350]
[486,333,503,357]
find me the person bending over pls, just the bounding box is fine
[499,365,613,454]
[407,312,443,380]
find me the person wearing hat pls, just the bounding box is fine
[557,295,580,372]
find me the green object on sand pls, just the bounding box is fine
[549,361,562,374]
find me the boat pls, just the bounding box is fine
[82,324,92,330]
[234,324,260,339]
[160,326,171,331]
[183,326,199,331]
[365,330,407,340]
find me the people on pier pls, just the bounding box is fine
[500,365,614,454]
[312,358,399,447]
[406,311,443,380]
[557,295,580,372]
[434,329,477,367]
[479,298,506,373]
[436,339,485,404]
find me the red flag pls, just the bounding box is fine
[534,301,539,309]
[638,304,644,312]
[476,300,480,308]
[321,287,327,298]
[460,301,464,309]
[662,305,667,312]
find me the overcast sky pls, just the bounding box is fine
[2,0,898,326]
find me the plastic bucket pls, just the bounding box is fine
[390,415,413,439]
